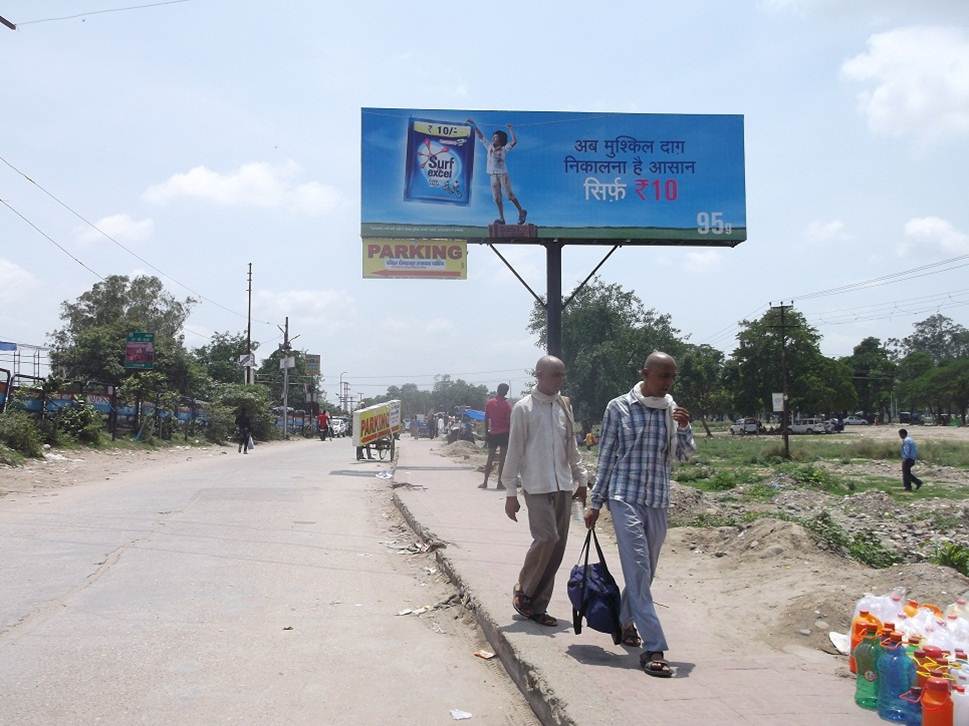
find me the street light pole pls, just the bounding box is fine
[339,371,348,413]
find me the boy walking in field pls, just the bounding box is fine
[467,119,527,225]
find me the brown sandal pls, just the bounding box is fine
[621,624,642,647]
[641,651,673,678]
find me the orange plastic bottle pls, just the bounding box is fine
[922,676,953,726]
[851,610,882,673]
[904,599,920,617]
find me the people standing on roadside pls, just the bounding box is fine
[502,356,587,626]
[585,351,696,678]
[899,428,924,491]
[481,383,512,490]
[235,410,252,455]
[317,409,330,441]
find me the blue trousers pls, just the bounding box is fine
[609,499,669,652]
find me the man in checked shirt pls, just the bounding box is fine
[584,351,695,678]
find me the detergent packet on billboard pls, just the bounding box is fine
[404,118,474,206]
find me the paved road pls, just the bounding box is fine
[0,438,535,725]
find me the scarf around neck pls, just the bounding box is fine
[631,383,676,453]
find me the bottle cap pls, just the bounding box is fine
[889,632,903,643]
[909,635,922,644]
[865,624,878,634]
[926,676,950,693]
[958,650,967,659]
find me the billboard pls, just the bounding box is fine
[363,239,467,279]
[125,331,155,369]
[361,108,746,246]
[305,354,321,376]
[353,400,403,447]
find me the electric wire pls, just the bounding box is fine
[16,0,193,25]
[1,198,104,280]
[0,154,272,326]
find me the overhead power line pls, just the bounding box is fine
[0,154,271,326]
[792,253,969,302]
[15,0,193,26]
[0,198,105,280]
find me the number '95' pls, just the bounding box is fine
[697,212,732,234]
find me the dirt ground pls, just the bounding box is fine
[0,442,231,497]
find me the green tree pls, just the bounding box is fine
[727,308,825,415]
[528,278,686,431]
[676,344,729,437]
[50,274,195,389]
[256,349,318,411]
[194,331,258,385]
[901,314,969,364]
[842,337,896,418]
[935,359,969,425]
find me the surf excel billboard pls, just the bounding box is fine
[361,108,746,246]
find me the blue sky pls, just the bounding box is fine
[2,0,968,399]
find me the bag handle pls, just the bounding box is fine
[572,529,593,635]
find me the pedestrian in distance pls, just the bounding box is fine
[235,410,252,455]
[468,119,527,226]
[481,383,512,490]
[899,428,924,491]
[502,356,587,626]
[585,351,696,678]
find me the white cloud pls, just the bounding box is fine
[144,160,342,216]
[902,216,969,255]
[684,250,723,272]
[254,288,355,335]
[0,258,39,305]
[841,26,969,144]
[380,316,455,337]
[77,213,154,244]
[805,219,850,243]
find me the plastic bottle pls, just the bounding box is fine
[953,684,969,726]
[905,599,922,617]
[879,632,917,723]
[851,610,881,673]
[855,624,882,710]
[921,676,953,726]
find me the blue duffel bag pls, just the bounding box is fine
[567,528,623,645]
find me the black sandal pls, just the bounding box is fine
[512,588,534,619]
[641,651,673,678]
[621,624,642,647]
[530,612,558,627]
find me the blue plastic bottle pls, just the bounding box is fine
[878,633,917,723]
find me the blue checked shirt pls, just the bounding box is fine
[901,437,918,461]
[590,389,696,510]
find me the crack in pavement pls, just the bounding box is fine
[0,536,145,645]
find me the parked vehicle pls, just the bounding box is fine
[330,417,349,437]
[729,417,763,435]
[827,418,845,433]
[844,415,869,425]
[790,418,832,434]
[898,412,924,425]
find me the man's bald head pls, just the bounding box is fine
[644,351,677,371]
[640,351,678,397]
[535,355,566,395]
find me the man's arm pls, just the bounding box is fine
[590,404,618,510]
[500,404,527,495]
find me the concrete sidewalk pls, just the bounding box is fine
[392,439,878,726]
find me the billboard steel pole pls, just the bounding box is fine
[546,241,563,358]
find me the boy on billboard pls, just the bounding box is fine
[467,119,527,225]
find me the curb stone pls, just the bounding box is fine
[391,490,575,726]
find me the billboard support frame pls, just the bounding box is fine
[481,237,624,358]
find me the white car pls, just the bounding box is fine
[790,418,831,434]
[729,418,762,435]
[844,415,869,425]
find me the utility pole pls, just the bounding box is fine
[770,302,795,459]
[276,317,300,439]
[246,263,253,385]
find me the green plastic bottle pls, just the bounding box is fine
[855,623,882,710]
